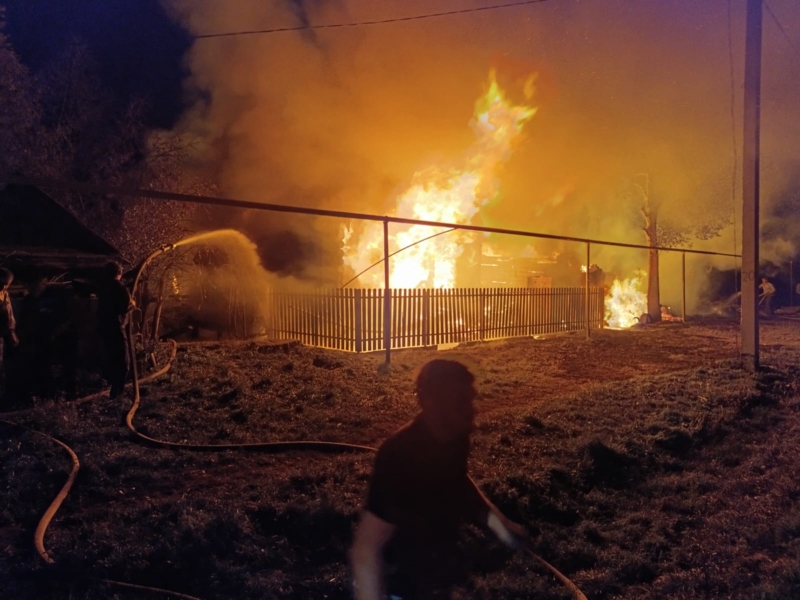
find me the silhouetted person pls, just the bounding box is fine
[759,277,776,316]
[96,262,132,399]
[0,268,19,404]
[15,278,51,400]
[49,284,82,399]
[350,359,527,600]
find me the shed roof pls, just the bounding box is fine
[0,183,120,257]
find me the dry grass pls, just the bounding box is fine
[2,316,800,599]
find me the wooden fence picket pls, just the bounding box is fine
[265,286,604,352]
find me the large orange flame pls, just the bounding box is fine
[343,70,537,288]
[605,271,648,329]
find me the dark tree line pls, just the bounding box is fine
[0,7,213,262]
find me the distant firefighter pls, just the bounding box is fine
[96,261,133,399]
[0,268,19,403]
[588,264,605,287]
[350,359,527,599]
[759,277,776,316]
[15,278,51,399]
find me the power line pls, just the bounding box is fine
[765,1,800,69]
[194,0,551,39]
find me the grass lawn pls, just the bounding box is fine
[2,315,800,599]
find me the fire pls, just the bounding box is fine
[605,271,647,329]
[343,70,537,288]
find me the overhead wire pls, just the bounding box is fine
[764,1,800,69]
[340,227,457,288]
[194,0,551,39]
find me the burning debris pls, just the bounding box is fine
[604,271,648,329]
[660,305,683,322]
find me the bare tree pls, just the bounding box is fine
[0,9,47,179]
[626,173,731,321]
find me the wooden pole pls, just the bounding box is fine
[682,252,687,322]
[383,219,391,364]
[741,0,762,372]
[585,242,591,339]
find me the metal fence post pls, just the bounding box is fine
[383,219,391,364]
[585,241,591,339]
[682,252,687,322]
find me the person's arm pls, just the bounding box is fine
[350,510,396,600]
[120,284,134,314]
[3,292,18,345]
[466,476,528,549]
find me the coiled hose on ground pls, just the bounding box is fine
[0,341,203,599]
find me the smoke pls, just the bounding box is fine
[165,0,800,302]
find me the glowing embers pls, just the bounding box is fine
[343,70,537,289]
[605,271,648,329]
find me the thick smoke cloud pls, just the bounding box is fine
[166,0,800,305]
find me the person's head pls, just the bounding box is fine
[0,267,14,290]
[762,277,769,284]
[103,261,123,281]
[415,359,477,441]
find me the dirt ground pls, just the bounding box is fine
[2,314,799,599]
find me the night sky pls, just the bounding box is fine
[3,0,190,128]
[4,0,800,290]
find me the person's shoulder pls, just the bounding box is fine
[378,417,416,447]
[376,418,425,459]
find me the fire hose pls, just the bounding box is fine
[124,244,588,599]
[2,239,588,600]
[0,343,202,600]
[124,329,588,599]
[0,424,201,600]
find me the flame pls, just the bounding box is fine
[343,70,537,288]
[605,271,648,329]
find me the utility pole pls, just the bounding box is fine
[383,219,391,365]
[741,0,762,372]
